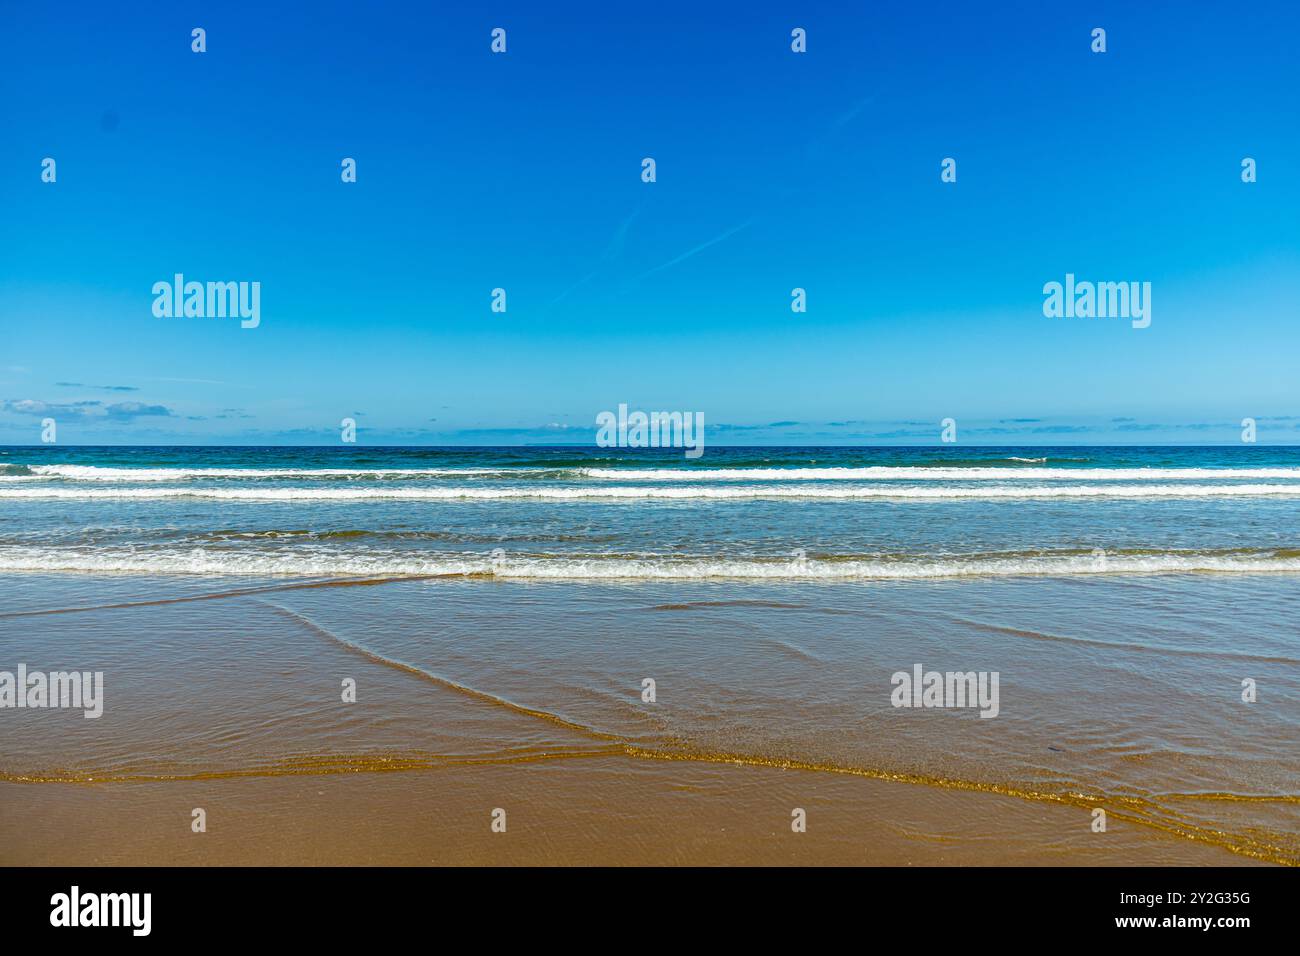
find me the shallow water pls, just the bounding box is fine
[2,573,1297,865]
[1,446,1297,864]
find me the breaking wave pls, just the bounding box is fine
[8,463,1300,482]
[4,483,1300,500]
[2,547,1299,579]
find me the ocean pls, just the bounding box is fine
[5,444,1300,578]
[1,445,1298,865]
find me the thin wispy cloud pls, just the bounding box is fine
[636,218,753,280]
[148,376,254,389]
[546,206,645,309]
[831,92,880,131]
[56,382,140,392]
[1,398,173,421]
[548,270,599,307]
[602,205,642,261]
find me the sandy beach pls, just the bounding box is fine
[4,558,1296,865]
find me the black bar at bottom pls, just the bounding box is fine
[0,865,1290,941]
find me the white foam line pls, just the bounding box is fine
[578,467,1300,481]
[14,465,550,481]
[1,550,1298,579]
[2,484,1300,501]
[8,465,1300,482]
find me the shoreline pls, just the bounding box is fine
[0,756,1277,867]
[3,573,1297,866]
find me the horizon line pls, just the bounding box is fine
[4,442,1300,451]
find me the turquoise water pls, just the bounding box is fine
[1,445,1299,579]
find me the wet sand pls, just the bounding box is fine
[2,574,1297,865]
[0,758,1265,866]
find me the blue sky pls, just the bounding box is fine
[2,0,1298,445]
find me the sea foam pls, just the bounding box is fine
[3,483,1300,500]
